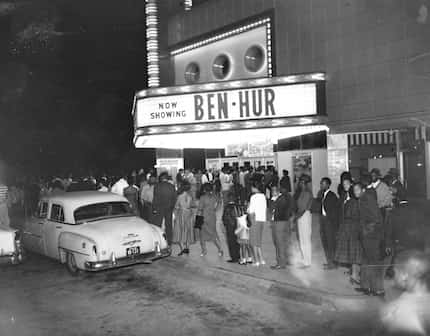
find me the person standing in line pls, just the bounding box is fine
[334,177,362,284]
[270,185,294,270]
[173,182,194,256]
[294,175,313,268]
[247,180,267,267]
[222,192,241,263]
[176,169,185,190]
[140,175,156,222]
[220,167,233,205]
[111,174,128,196]
[355,179,392,297]
[152,172,177,246]
[123,176,139,216]
[279,170,292,194]
[0,178,10,227]
[239,167,246,189]
[198,183,223,257]
[319,177,339,270]
[337,171,353,200]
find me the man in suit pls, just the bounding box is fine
[320,177,339,270]
[152,172,177,246]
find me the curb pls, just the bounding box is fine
[160,258,373,310]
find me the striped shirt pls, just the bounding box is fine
[0,184,8,204]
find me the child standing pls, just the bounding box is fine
[235,207,251,265]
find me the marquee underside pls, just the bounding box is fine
[134,125,328,149]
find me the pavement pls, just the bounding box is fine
[167,199,430,310]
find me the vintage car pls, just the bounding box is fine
[0,225,23,264]
[22,191,170,274]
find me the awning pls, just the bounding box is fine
[134,125,328,149]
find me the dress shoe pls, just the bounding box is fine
[371,290,385,298]
[355,288,371,295]
[227,259,238,263]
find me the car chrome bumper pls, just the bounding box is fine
[84,247,171,271]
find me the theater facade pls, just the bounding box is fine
[133,0,430,199]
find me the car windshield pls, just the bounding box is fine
[74,201,134,224]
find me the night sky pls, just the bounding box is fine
[0,0,156,177]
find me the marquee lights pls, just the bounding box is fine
[171,17,272,56]
[184,0,193,11]
[136,116,327,137]
[145,0,160,87]
[135,72,326,99]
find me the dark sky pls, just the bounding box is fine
[0,0,155,177]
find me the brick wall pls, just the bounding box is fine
[166,0,430,131]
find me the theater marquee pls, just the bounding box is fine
[132,73,327,148]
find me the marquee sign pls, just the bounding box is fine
[132,73,326,147]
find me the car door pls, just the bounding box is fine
[43,203,65,260]
[23,201,48,254]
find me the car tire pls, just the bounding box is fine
[66,252,80,276]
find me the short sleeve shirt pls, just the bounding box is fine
[248,193,267,222]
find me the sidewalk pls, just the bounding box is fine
[168,214,394,310]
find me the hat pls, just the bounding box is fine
[370,168,381,177]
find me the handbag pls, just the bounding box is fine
[194,215,204,230]
[246,213,254,228]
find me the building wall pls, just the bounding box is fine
[166,0,430,132]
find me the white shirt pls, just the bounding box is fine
[201,172,213,184]
[220,172,232,191]
[98,186,109,192]
[239,171,246,187]
[111,178,128,196]
[322,189,330,217]
[248,193,267,222]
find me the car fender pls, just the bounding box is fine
[58,232,98,267]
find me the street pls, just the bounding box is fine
[0,253,393,336]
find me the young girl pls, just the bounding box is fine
[235,207,251,265]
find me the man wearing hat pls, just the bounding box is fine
[153,172,177,246]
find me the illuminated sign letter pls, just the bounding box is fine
[239,91,250,118]
[218,92,228,119]
[265,88,275,116]
[194,94,204,120]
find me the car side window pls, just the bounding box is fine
[50,204,65,223]
[37,202,48,219]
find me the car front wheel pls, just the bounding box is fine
[66,252,80,276]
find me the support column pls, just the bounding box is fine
[425,141,430,200]
[327,133,349,193]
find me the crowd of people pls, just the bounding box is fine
[0,164,408,298]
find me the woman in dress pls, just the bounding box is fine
[198,183,223,257]
[334,177,362,284]
[294,174,313,268]
[248,180,267,266]
[173,182,194,256]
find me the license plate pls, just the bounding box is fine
[126,246,140,257]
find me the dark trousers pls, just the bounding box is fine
[141,202,153,222]
[271,220,291,267]
[320,216,337,265]
[361,238,384,292]
[153,208,173,245]
[225,224,240,261]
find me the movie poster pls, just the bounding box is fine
[293,153,312,189]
